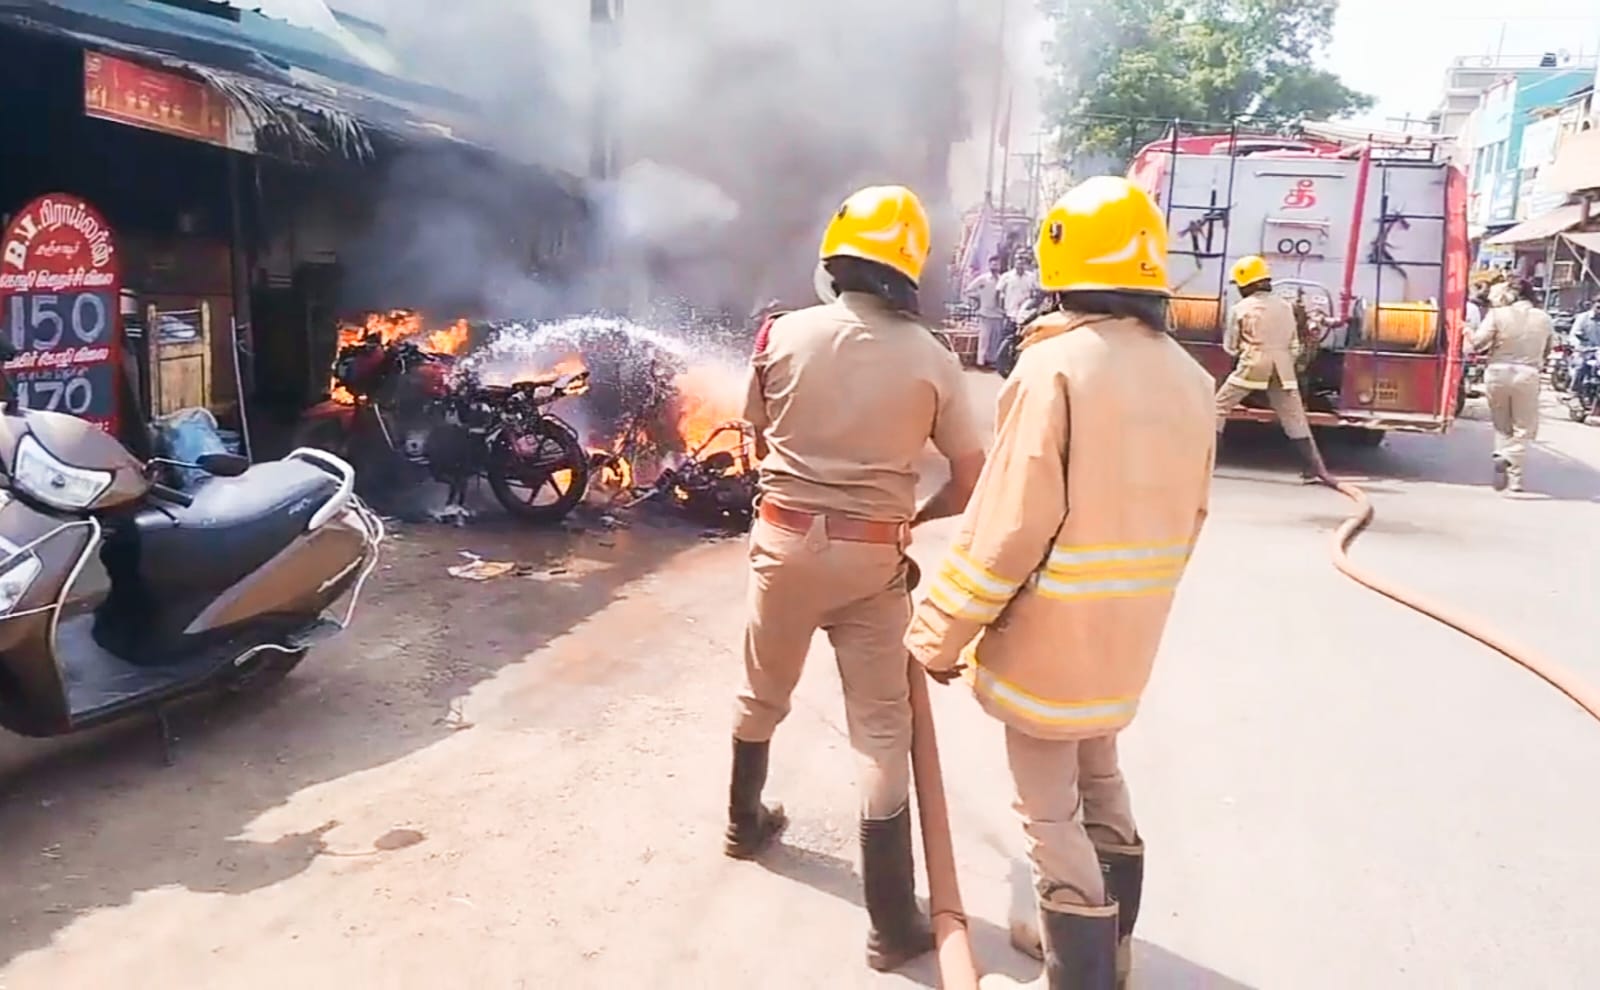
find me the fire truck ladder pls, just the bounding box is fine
[1159,124,1242,337]
[1355,154,1449,358]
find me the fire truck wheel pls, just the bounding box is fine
[1339,427,1386,448]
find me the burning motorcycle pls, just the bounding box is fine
[621,420,759,525]
[296,335,592,523]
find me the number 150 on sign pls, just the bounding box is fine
[5,292,113,350]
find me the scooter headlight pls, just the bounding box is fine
[0,552,41,614]
[12,435,112,511]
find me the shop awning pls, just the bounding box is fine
[1541,129,1600,196]
[0,0,483,156]
[1563,230,1600,254]
[1485,203,1588,246]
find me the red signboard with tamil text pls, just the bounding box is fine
[84,51,251,152]
[0,195,124,434]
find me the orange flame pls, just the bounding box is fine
[329,311,471,404]
[670,366,745,456]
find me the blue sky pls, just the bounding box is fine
[1326,2,1600,124]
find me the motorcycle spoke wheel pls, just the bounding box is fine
[488,422,590,523]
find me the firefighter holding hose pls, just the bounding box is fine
[1214,255,1335,486]
[726,185,987,972]
[906,177,1216,989]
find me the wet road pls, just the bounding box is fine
[1,375,1596,988]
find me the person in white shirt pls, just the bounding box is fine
[963,255,1007,368]
[997,252,1039,327]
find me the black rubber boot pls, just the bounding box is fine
[723,739,787,860]
[1095,840,1144,988]
[1292,437,1335,487]
[861,806,935,971]
[1041,901,1120,990]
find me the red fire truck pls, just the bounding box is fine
[1128,128,1471,440]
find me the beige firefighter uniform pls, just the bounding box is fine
[1214,292,1312,439]
[905,311,1215,907]
[1471,299,1553,490]
[737,291,983,818]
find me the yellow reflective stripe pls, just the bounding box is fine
[970,664,1139,728]
[1047,541,1191,569]
[1033,572,1181,602]
[927,577,1005,623]
[946,547,1021,600]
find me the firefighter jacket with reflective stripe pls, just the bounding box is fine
[904,312,1216,740]
[1470,300,1552,369]
[1223,293,1300,391]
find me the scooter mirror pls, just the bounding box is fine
[198,452,250,477]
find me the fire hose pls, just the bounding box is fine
[1331,480,1600,721]
[901,479,1600,990]
[904,556,983,989]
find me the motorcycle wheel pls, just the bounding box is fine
[1572,398,1593,423]
[995,335,1019,378]
[488,419,591,523]
[1552,369,1571,393]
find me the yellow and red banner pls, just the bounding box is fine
[83,51,255,153]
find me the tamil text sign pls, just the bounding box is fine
[0,195,125,433]
[84,51,255,153]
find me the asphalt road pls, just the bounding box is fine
[1,375,1596,988]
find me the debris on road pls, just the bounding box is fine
[448,554,516,581]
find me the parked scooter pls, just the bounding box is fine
[0,347,383,744]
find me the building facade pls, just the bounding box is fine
[1460,65,1595,240]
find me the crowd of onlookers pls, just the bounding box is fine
[960,251,1039,371]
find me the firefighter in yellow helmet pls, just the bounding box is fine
[906,176,1216,989]
[727,184,987,972]
[1215,255,1335,485]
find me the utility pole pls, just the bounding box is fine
[589,0,624,311]
[982,0,1010,205]
[589,0,621,184]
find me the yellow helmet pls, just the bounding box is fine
[818,185,931,285]
[1230,255,1272,288]
[1035,176,1169,295]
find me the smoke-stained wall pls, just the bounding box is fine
[330,0,977,321]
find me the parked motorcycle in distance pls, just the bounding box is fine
[1548,338,1575,393]
[295,336,592,523]
[1567,347,1600,424]
[0,386,383,741]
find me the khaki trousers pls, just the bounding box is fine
[1006,727,1137,908]
[734,515,915,819]
[1215,378,1312,440]
[1484,363,1541,485]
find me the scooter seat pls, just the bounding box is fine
[133,460,341,594]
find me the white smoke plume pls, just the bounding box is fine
[329,0,985,322]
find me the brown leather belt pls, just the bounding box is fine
[758,500,906,545]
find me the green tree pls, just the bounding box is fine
[1039,0,1373,164]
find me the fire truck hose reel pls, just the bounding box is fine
[1332,480,1600,721]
